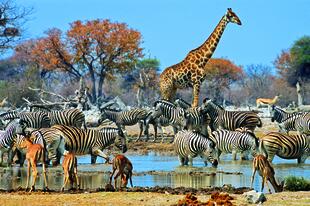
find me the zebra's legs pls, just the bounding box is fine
[74,166,80,189]
[298,155,307,164]
[178,156,185,166]
[42,160,48,190]
[0,150,3,166]
[188,156,193,166]
[232,150,237,160]
[91,155,97,164]
[153,124,158,142]
[138,121,144,142]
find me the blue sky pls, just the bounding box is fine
[18,0,310,71]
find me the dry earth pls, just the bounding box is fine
[0,191,309,206]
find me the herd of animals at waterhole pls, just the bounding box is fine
[0,8,309,194]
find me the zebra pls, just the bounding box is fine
[173,130,218,167]
[0,111,51,129]
[295,113,310,135]
[144,100,187,142]
[48,108,86,128]
[201,99,262,132]
[99,108,148,140]
[0,119,27,166]
[270,106,305,133]
[175,98,211,136]
[260,132,310,163]
[210,127,259,161]
[136,109,172,142]
[34,125,127,165]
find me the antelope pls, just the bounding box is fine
[109,154,133,189]
[19,137,48,192]
[250,154,284,193]
[61,152,79,192]
[256,95,281,108]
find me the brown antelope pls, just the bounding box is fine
[250,154,284,193]
[109,154,133,189]
[61,152,79,192]
[256,95,281,108]
[19,137,48,192]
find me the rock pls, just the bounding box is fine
[244,190,267,204]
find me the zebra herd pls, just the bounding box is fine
[0,98,309,191]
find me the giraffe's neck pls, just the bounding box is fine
[185,15,229,69]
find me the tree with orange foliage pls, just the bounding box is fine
[203,58,243,103]
[16,19,143,103]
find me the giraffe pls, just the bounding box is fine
[159,8,241,107]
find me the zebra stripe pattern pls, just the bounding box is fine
[295,113,310,135]
[152,99,187,129]
[48,109,86,128]
[40,125,127,165]
[0,119,27,165]
[175,98,211,136]
[201,99,262,132]
[260,132,310,163]
[0,111,51,129]
[99,108,148,139]
[173,130,218,166]
[211,127,258,161]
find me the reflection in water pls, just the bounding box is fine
[0,153,309,192]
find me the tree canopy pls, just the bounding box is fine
[275,36,310,86]
[14,19,143,103]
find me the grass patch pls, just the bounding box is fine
[284,176,310,191]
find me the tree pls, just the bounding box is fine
[0,0,32,55]
[202,58,243,103]
[274,36,310,105]
[16,19,143,103]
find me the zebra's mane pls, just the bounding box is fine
[0,110,19,119]
[154,99,177,108]
[175,98,191,109]
[208,100,224,110]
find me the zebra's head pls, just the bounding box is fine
[114,128,128,153]
[270,105,276,122]
[202,140,219,167]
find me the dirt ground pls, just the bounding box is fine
[0,191,309,206]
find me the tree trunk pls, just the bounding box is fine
[97,72,106,100]
[89,68,97,104]
[296,81,303,106]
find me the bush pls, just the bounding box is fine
[284,176,310,191]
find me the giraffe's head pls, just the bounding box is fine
[226,8,242,25]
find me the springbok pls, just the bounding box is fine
[109,154,133,190]
[250,154,284,193]
[61,152,79,191]
[19,137,48,192]
[256,95,281,108]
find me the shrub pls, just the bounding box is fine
[284,176,310,191]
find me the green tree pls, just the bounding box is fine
[274,36,310,105]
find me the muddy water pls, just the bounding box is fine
[0,153,309,192]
